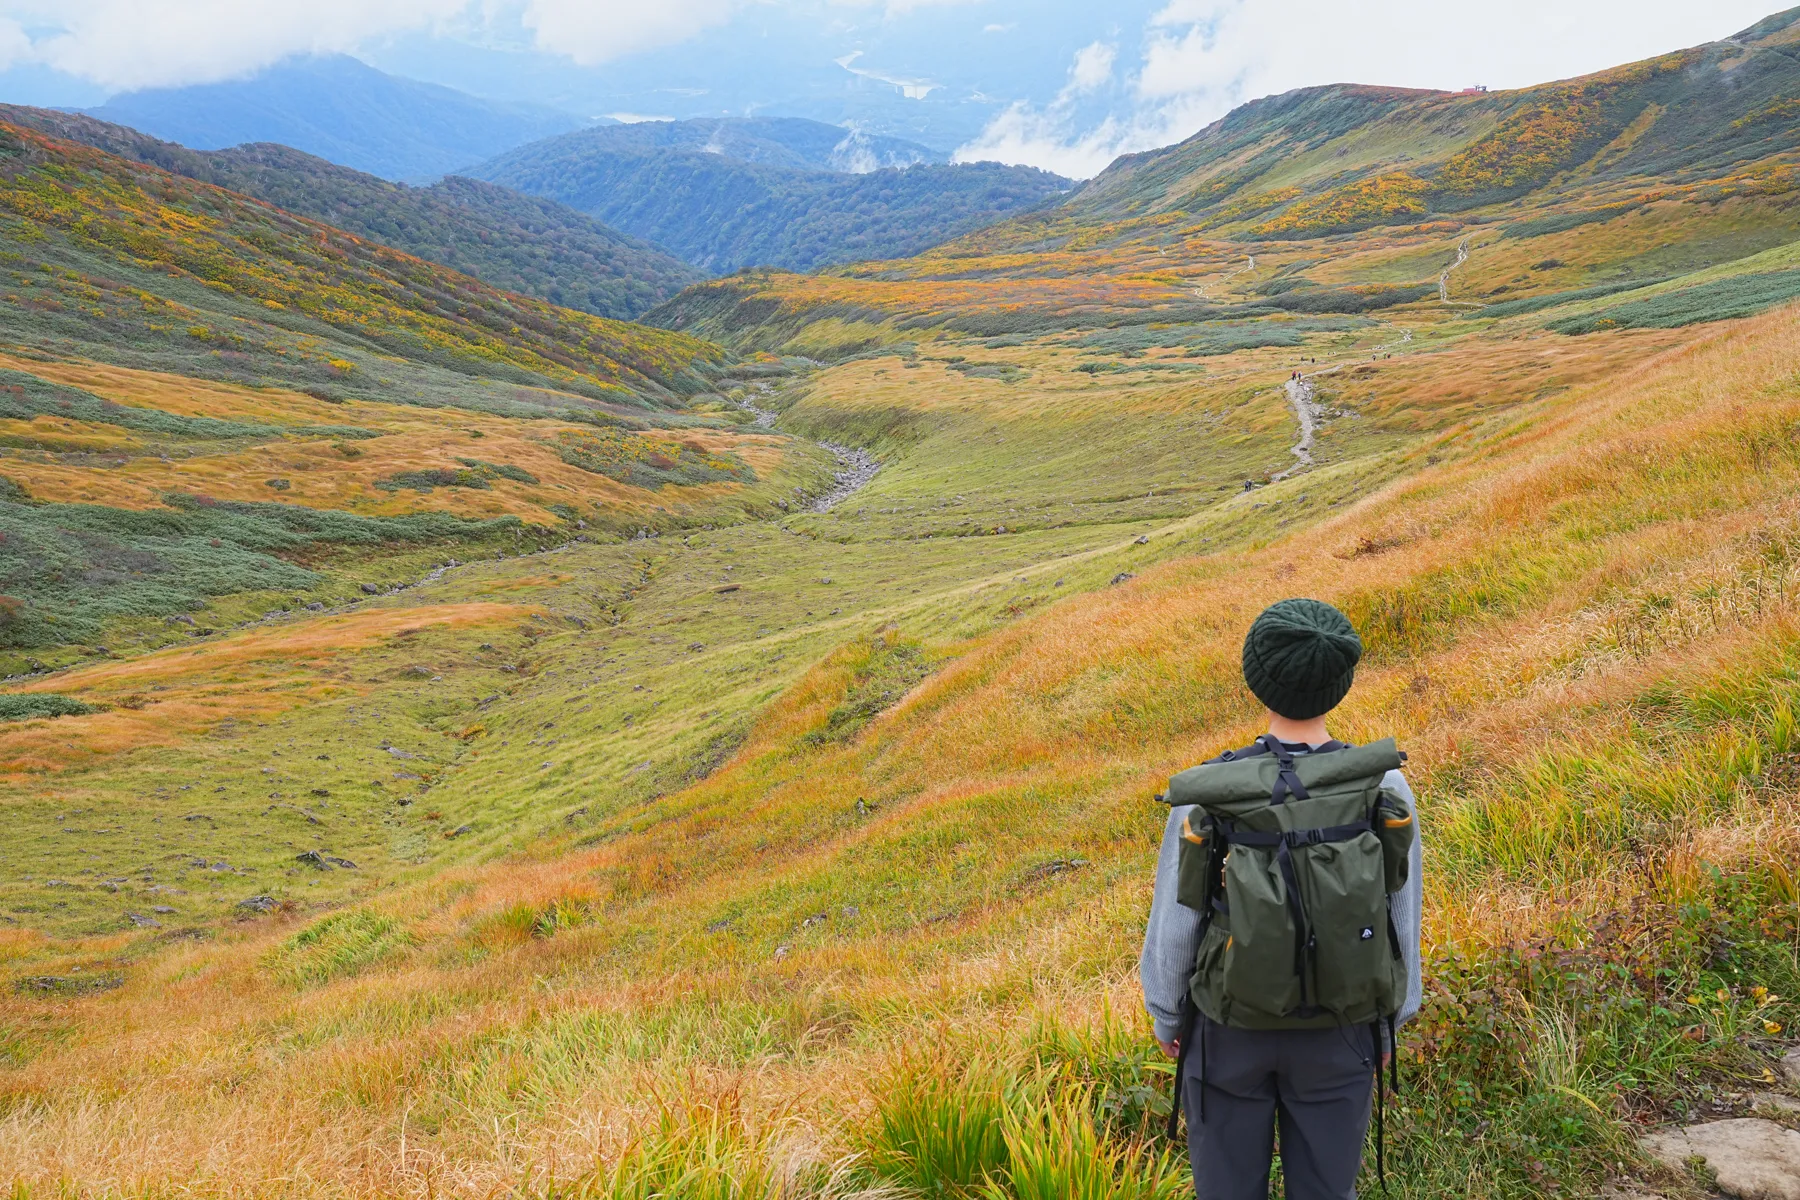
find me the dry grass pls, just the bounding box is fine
[0,300,1797,1193]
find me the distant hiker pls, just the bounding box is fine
[1141,598,1422,1200]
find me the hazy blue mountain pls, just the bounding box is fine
[469,119,1069,272]
[82,55,591,181]
[2,105,700,319]
[537,117,945,172]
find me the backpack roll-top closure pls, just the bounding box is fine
[1164,738,1403,811]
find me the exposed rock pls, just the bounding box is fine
[360,583,380,595]
[236,895,279,914]
[1782,1046,1800,1090]
[1110,572,1136,585]
[1751,1092,1800,1116]
[1641,1118,1800,1200]
[1135,535,1150,544]
[124,911,161,928]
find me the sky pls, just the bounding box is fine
[0,0,1785,177]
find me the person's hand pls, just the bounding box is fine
[1158,1037,1180,1060]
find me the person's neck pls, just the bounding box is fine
[1266,712,1331,745]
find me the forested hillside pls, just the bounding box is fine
[0,106,700,321]
[471,121,1068,272]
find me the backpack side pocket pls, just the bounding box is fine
[1175,809,1217,913]
[1375,788,1415,893]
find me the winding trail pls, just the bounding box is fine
[1439,237,1470,302]
[731,386,881,513]
[1192,255,1256,300]
[1271,374,1321,482]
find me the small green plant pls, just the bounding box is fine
[266,910,414,986]
[861,1059,1012,1195]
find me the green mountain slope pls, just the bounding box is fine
[468,123,1069,272]
[82,54,587,182]
[0,118,728,412]
[0,106,701,321]
[1035,9,1800,239]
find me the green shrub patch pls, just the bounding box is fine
[0,694,97,721]
[1548,270,1800,333]
[0,494,520,648]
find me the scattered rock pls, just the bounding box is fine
[1641,1118,1800,1200]
[773,944,790,961]
[151,905,175,914]
[385,746,415,759]
[14,973,124,997]
[706,917,733,933]
[181,812,212,822]
[124,911,161,928]
[294,850,338,869]
[444,824,473,838]
[842,905,860,918]
[1751,1092,1800,1116]
[304,601,325,611]
[236,895,279,914]
[1027,858,1090,881]
[801,911,829,929]
[310,788,330,798]
[1134,535,1150,545]
[164,614,195,627]
[360,583,380,595]
[1110,572,1135,586]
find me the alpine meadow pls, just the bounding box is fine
[3,8,1800,1200]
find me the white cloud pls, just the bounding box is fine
[956,0,1781,180]
[520,0,740,66]
[1067,41,1114,93]
[15,0,465,91]
[0,18,27,71]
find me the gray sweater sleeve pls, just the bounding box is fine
[1140,804,1203,1044]
[1138,768,1425,1039]
[1384,768,1425,1026]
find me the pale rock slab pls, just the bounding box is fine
[1641,1118,1800,1200]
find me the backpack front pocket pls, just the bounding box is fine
[1216,845,1302,1020]
[1300,831,1394,1019]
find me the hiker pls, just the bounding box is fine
[1141,598,1422,1200]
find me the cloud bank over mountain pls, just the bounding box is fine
[0,0,1783,177]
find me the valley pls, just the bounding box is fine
[2,10,1800,1199]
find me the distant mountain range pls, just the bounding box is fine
[1,106,699,321]
[81,55,591,181]
[468,117,1071,272]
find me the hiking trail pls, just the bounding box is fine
[1439,237,1470,302]
[1193,255,1255,299]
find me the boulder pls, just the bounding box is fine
[1782,1046,1800,1090]
[1641,1118,1800,1200]
[236,895,279,914]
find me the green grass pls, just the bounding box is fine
[1548,269,1800,333]
[1480,276,1671,318]
[266,909,415,986]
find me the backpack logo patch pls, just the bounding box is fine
[1359,926,1375,941]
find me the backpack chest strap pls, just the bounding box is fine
[1220,820,1375,849]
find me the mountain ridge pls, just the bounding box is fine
[470,120,1071,272]
[82,54,590,181]
[0,104,701,320]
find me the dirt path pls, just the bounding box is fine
[1271,374,1322,482]
[1439,237,1470,302]
[731,386,881,513]
[1192,255,1255,299]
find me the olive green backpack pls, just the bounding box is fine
[1159,735,1416,1174]
[1167,735,1414,1031]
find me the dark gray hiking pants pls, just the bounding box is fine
[1182,1017,1378,1200]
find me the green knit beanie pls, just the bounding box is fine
[1241,598,1363,720]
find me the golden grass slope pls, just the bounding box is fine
[2,294,1797,1195]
